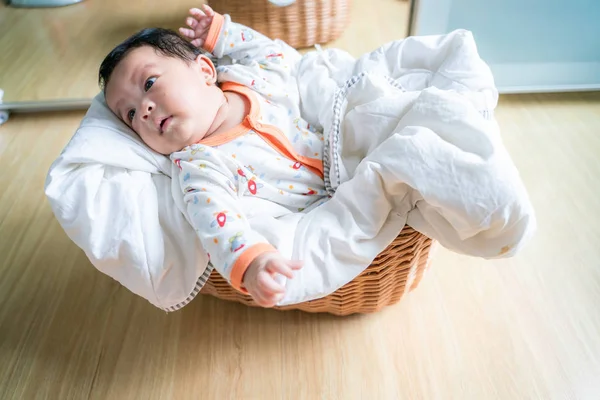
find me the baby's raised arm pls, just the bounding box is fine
[179,5,301,98]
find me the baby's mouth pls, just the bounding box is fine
[160,116,172,133]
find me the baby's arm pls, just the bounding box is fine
[180,6,301,93]
[173,149,300,306]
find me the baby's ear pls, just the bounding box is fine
[196,54,217,84]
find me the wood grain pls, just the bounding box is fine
[0,0,408,104]
[1,91,600,399]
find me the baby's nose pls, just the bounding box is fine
[142,105,153,120]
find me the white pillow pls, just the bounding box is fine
[45,93,210,311]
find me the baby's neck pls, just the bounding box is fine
[204,91,249,140]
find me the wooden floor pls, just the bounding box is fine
[2,94,600,400]
[2,0,600,399]
[0,0,407,103]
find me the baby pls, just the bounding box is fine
[100,5,328,307]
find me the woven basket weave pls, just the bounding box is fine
[207,0,351,48]
[201,226,433,316]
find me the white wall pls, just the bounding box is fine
[412,0,600,92]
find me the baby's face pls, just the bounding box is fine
[105,46,224,154]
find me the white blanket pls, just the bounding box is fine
[45,30,535,310]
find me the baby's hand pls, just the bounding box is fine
[243,252,303,308]
[179,4,215,48]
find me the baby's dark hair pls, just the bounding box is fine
[99,28,202,90]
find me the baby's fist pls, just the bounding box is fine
[243,252,303,308]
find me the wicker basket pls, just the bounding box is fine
[207,0,351,48]
[201,226,433,316]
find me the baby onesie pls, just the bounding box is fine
[171,13,327,292]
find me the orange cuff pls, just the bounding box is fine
[230,243,277,293]
[202,12,225,53]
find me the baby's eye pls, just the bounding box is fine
[144,77,156,92]
[127,109,136,122]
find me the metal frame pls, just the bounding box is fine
[2,0,90,113]
[0,99,91,113]
[407,0,419,37]
[7,0,85,8]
